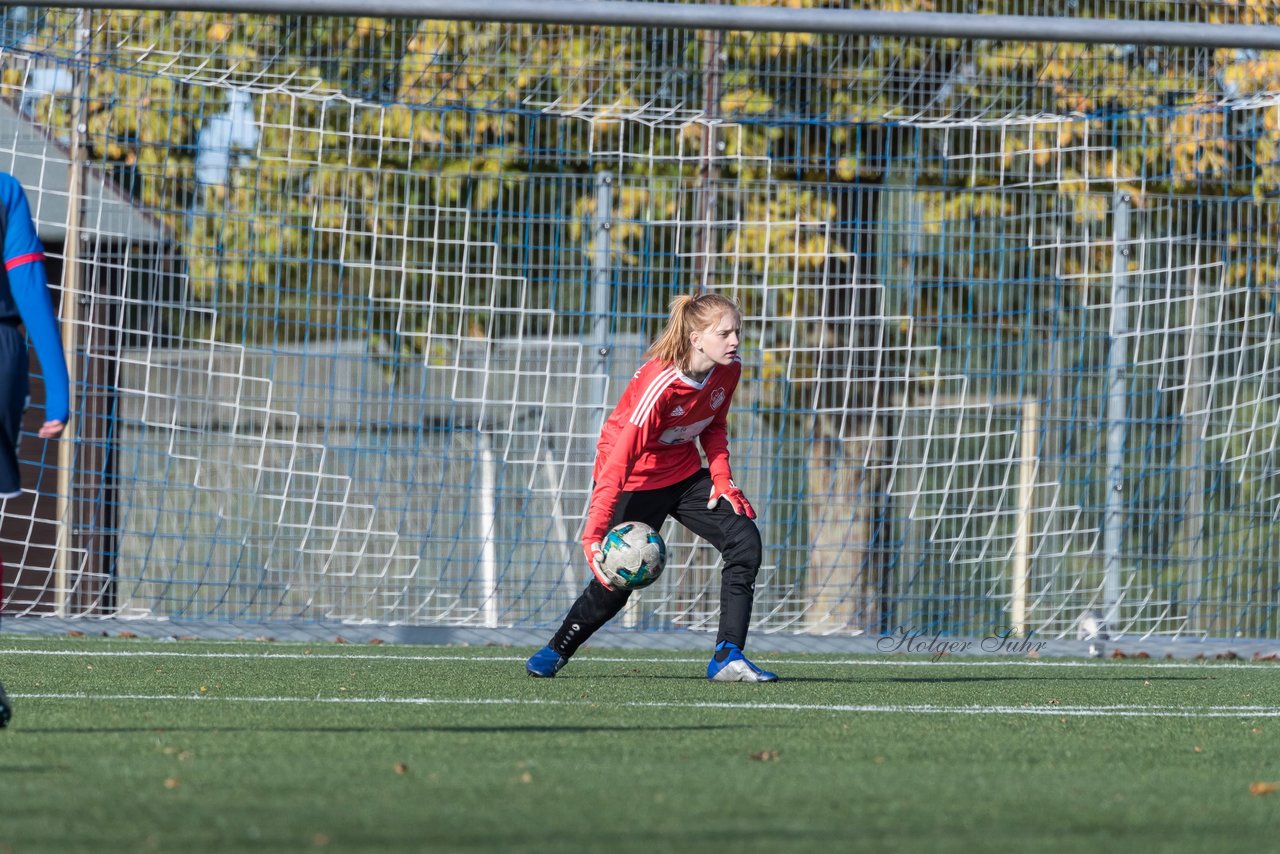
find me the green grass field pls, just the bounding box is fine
[2,635,1280,853]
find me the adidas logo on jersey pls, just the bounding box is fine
[670,405,686,417]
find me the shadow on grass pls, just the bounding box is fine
[582,673,718,681]
[571,673,890,687]
[753,674,1204,685]
[452,827,854,851]
[569,672,1211,685]
[25,723,751,735]
[870,674,1211,684]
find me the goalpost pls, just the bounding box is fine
[1,0,1279,646]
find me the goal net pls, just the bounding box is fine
[2,2,1279,643]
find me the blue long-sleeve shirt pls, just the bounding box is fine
[0,173,69,423]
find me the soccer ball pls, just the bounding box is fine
[598,521,667,590]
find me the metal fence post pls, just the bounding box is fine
[589,171,614,435]
[1102,191,1133,629]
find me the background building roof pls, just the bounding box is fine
[0,97,169,245]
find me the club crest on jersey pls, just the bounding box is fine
[670,405,686,417]
[710,388,726,410]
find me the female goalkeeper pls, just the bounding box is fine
[526,292,777,682]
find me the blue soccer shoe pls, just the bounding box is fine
[526,645,568,678]
[707,641,778,683]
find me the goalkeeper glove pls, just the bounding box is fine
[708,476,755,519]
[582,540,612,589]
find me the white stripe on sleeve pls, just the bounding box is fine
[630,367,679,426]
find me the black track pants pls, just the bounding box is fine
[548,469,762,657]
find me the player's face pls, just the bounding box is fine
[693,310,741,366]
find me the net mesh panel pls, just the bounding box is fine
[1,2,1280,639]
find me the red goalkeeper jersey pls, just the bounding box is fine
[584,356,741,545]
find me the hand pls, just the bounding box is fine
[38,420,65,439]
[583,540,612,589]
[708,477,755,519]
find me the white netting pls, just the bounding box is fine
[2,5,1280,641]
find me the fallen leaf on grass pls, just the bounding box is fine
[394,762,408,775]
[67,630,84,638]
[118,631,138,639]
[1249,781,1280,796]
[368,638,385,645]
[163,777,180,789]
[749,751,781,762]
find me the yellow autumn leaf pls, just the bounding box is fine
[206,21,232,42]
[720,89,774,115]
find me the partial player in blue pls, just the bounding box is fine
[0,173,71,728]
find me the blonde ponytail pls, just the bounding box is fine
[647,292,740,372]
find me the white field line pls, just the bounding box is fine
[11,692,1280,718]
[2,648,1280,669]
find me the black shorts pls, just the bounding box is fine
[0,323,29,498]
[608,468,760,562]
